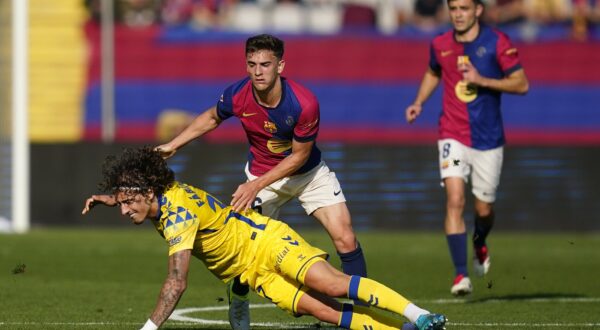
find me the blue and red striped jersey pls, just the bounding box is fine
[216,77,321,176]
[429,24,523,150]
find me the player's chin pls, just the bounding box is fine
[131,217,145,225]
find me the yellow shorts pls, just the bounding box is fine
[240,220,328,315]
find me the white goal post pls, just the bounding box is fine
[0,0,30,233]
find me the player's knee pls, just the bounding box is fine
[446,194,465,211]
[322,281,347,297]
[332,232,357,253]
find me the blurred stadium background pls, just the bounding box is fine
[1,0,599,232]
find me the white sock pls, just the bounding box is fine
[403,303,429,323]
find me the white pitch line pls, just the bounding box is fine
[419,297,600,304]
[2,298,598,328]
[169,300,600,327]
[451,322,600,327]
[170,304,315,328]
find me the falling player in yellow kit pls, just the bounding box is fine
[81,146,447,330]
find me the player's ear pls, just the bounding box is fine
[475,2,484,17]
[145,189,155,203]
[277,59,285,74]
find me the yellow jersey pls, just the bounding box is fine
[152,181,272,283]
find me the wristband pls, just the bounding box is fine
[140,319,158,330]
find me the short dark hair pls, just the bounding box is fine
[98,146,175,196]
[447,0,483,5]
[245,34,284,59]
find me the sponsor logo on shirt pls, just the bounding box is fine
[455,81,478,103]
[168,236,182,246]
[242,112,257,117]
[441,50,453,57]
[300,118,319,130]
[267,139,292,153]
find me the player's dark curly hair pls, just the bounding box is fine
[246,34,284,59]
[98,146,175,196]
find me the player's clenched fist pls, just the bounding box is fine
[154,144,177,159]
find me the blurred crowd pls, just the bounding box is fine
[84,0,600,40]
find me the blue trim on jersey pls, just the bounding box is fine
[156,194,165,220]
[216,77,249,120]
[293,133,318,143]
[339,303,354,329]
[504,63,523,76]
[225,211,267,230]
[348,275,361,300]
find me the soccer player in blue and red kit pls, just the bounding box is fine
[405,0,529,296]
[156,34,367,329]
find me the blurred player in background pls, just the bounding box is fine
[405,0,529,296]
[81,147,447,330]
[155,34,367,328]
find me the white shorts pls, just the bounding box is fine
[438,139,503,203]
[245,161,346,218]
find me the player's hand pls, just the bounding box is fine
[230,181,261,213]
[459,61,482,86]
[405,104,422,124]
[154,144,177,159]
[82,195,117,215]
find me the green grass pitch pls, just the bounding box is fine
[1,228,599,329]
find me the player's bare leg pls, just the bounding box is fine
[444,177,472,295]
[312,203,367,277]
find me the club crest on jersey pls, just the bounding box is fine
[286,116,294,126]
[476,46,487,57]
[264,121,277,133]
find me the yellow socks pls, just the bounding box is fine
[346,276,429,323]
[338,303,405,329]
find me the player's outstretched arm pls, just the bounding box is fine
[406,69,441,123]
[81,195,117,215]
[155,106,222,159]
[142,249,192,330]
[230,139,313,212]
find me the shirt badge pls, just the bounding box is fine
[264,121,277,134]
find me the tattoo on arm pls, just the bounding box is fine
[149,250,191,326]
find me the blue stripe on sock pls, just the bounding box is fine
[339,303,354,329]
[348,275,361,300]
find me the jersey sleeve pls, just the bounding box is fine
[162,204,200,256]
[294,98,319,142]
[496,32,522,76]
[216,86,234,120]
[429,42,442,74]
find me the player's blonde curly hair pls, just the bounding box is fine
[98,146,175,197]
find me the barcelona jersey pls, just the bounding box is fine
[153,182,274,282]
[429,24,523,150]
[216,77,321,176]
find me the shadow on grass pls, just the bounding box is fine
[467,292,588,303]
